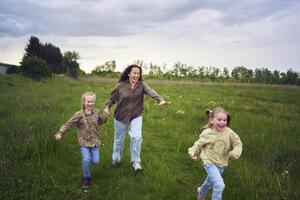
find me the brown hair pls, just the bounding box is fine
[203,107,231,128]
[118,64,143,82]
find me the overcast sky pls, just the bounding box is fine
[0,0,299,73]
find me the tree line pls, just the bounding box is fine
[8,36,83,80]
[91,60,300,85]
[8,35,299,85]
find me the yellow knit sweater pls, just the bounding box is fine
[188,127,242,167]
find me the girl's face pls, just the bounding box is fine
[128,67,140,84]
[83,95,95,111]
[210,112,227,132]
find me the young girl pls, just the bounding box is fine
[54,92,108,187]
[188,108,242,200]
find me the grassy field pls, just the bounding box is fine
[0,74,299,200]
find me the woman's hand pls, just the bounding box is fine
[54,132,62,140]
[104,107,110,116]
[158,99,170,105]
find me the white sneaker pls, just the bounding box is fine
[112,160,121,166]
[132,162,142,171]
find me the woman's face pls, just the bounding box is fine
[128,67,140,84]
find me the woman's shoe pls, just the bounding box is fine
[132,162,142,171]
[197,187,205,200]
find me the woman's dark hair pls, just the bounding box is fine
[118,64,143,82]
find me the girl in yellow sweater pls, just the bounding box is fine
[188,108,242,200]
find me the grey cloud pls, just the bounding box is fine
[0,0,300,37]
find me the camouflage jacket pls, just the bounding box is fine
[58,108,107,147]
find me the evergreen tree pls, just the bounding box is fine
[24,36,42,58]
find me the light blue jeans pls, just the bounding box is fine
[113,116,143,163]
[199,163,226,200]
[80,146,100,178]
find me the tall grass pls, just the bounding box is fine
[0,74,299,199]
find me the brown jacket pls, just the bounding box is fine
[57,108,107,147]
[105,81,163,124]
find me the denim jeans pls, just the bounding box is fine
[113,116,143,163]
[80,146,100,178]
[199,163,226,200]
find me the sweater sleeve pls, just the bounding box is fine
[142,82,163,102]
[57,111,82,135]
[188,129,211,157]
[229,131,243,159]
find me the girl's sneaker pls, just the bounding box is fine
[82,177,90,187]
[197,187,205,200]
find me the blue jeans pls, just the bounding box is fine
[80,146,100,178]
[199,164,226,200]
[113,116,143,163]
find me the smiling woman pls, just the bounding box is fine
[103,64,169,171]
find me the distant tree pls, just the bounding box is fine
[254,68,263,83]
[65,60,80,78]
[197,66,205,79]
[207,66,220,81]
[222,67,230,79]
[272,70,281,84]
[40,43,64,73]
[63,51,81,78]
[171,62,195,77]
[64,51,80,62]
[92,60,116,74]
[24,36,43,58]
[149,63,163,78]
[133,60,147,71]
[285,68,299,85]
[79,69,86,77]
[23,36,65,74]
[280,72,287,84]
[231,66,253,81]
[20,56,52,80]
[261,68,272,84]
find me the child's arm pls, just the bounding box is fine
[229,131,243,159]
[188,130,210,160]
[54,112,81,140]
[98,112,109,125]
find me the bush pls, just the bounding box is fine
[64,60,80,78]
[20,56,52,80]
[7,65,21,74]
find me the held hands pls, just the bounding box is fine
[103,107,110,117]
[54,132,62,140]
[158,99,171,105]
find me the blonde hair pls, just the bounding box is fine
[81,91,96,109]
[203,107,231,128]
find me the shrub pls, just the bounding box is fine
[7,65,21,74]
[20,56,52,80]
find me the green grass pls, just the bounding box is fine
[1,74,300,200]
